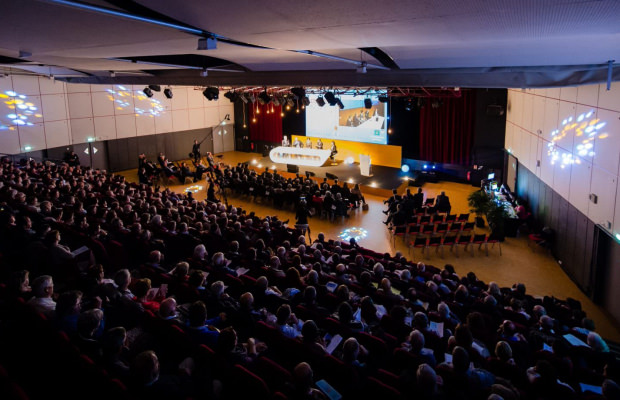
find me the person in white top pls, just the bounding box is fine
[27,275,56,317]
[282,135,290,147]
[305,138,312,149]
[293,137,302,148]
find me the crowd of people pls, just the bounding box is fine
[0,155,618,400]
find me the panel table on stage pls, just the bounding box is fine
[269,146,332,167]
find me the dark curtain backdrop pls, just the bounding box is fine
[419,91,476,165]
[249,103,283,143]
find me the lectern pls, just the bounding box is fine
[359,154,372,177]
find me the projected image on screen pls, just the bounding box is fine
[306,94,387,144]
[0,90,42,131]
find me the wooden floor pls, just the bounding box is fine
[118,151,620,342]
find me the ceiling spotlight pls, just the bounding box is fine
[200,68,208,77]
[336,98,345,110]
[164,88,173,99]
[239,93,248,104]
[324,92,337,106]
[247,92,256,103]
[202,86,219,101]
[224,91,238,103]
[302,96,310,106]
[258,90,271,105]
[404,99,412,111]
[316,97,325,107]
[272,96,281,106]
[143,87,153,98]
[356,61,367,74]
[364,98,372,109]
[378,96,389,103]
[290,87,306,99]
[148,85,161,92]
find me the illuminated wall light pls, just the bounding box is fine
[257,163,263,168]
[348,178,354,184]
[616,233,620,241]
[24,146,32,151]
[401,164,410,172]
[370,182,377,188]
[87,137,95,142]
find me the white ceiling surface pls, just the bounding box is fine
[0,0,618,83]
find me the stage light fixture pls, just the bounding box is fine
[286,98,295,108]
[336,98,345,109]
[316,97,325,107]
[364,98,372,109]
[324,91,337,106]
[290,87,306,99]
[258,90,271,105]
[404,100,412,111]
[164,88,173,99]
[202,86,219,101]
[143,87,153,98]
[302,96,310,106]
[247,92,256,103]
[378,96,389,103]
[239,93,248,104]
[401,164,410,173]
[224,91,238,103]
[272,96,281,106]
[148,85,161,92]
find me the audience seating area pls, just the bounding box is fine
[0,157,618,400]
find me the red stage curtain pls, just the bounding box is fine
[249,103,283,143]
[419,91,476,165]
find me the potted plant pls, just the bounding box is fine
[486,201,508,241]
[467,189,492,227]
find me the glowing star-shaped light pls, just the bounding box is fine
[338,227,368,242]
[185,185,203,193]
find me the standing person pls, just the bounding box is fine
[191,139,201,163]
[436,191,451,214]
[412,187,425,211]
[295,200,312,242]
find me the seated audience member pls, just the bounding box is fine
[76,308,105,361]
[185,300,224,348]
[27,275,56,317]
[101,326,131,381]
[275,304,303,338]
[129,350,194,400]
[291,362,328,400]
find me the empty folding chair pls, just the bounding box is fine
[405,223,421,242]
[421,223,435,237]
[461,221,475,234]
[435,222,449,236]
[440,234,457,258]
[486,233,503,256]
[471,234,488,256]
[427,236,442,259]
[419,215,431,225]
[390,224,407,246]
[445,214,457,223]
[409,237,428,258]
[454,234,472,257]
[457,213,470,222]
[448,221,462,234]
[432,214,444,224]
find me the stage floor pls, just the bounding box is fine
[244,152,406,192]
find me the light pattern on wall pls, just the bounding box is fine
[0,90,42,131]
[547,109,607,168]
[106,85,165,117]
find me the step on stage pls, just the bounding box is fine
[245,154,406,194]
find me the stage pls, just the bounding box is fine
[240,151,406,197]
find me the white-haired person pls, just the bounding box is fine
[27,275,56,317]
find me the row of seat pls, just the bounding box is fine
[390,220,476,245]
[409,233,502,259]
